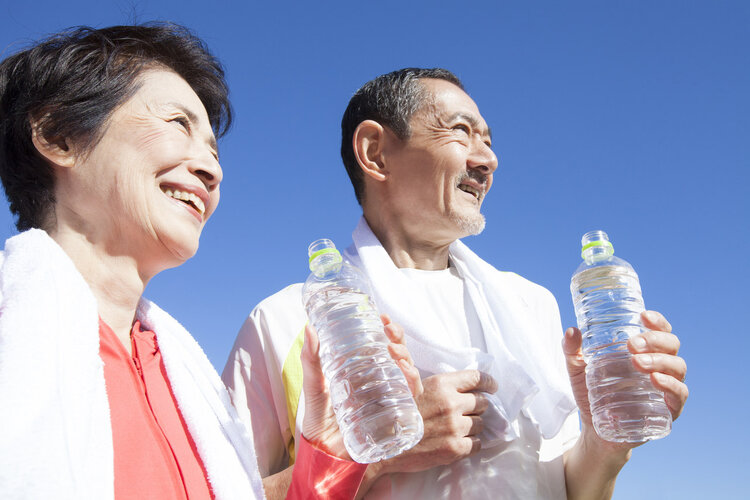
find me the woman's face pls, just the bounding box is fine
[54,69,223,273]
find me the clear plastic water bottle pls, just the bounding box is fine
[570,230,672,442]
[301,238,424,463]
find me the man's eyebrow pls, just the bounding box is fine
[168,102,219,153]
[447,112,492,140]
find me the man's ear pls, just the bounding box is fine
[353,120,388,182]
[30,119,77,169]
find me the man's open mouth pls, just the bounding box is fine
[458,183,481,200]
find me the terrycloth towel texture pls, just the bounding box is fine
[0,229,265,500]
[344,217,577,441]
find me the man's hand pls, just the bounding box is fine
[358,368,498,495]
[563,309,688,433]
[562,310,689,499]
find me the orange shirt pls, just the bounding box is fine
[99,319,213,499]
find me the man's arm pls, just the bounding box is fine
[562,310,689,500]
[222,304,299,498]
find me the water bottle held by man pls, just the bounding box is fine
[302,239,424,463]
[570,230,672,443]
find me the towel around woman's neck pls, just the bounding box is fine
[343,217,576,441]
[0,229,265,500]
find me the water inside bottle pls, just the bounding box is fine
[571,262,672,442]
[305,286,424,461]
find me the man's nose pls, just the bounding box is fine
[468,140,498,175]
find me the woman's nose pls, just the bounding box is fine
[190,153,222,192]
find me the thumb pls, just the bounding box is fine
[301,323,325,394]
[562,327,586,377]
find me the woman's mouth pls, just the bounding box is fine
[162,187,206,216]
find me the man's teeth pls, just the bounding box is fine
[458,184,480,198]
[163,189,205,215]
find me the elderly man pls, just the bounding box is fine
[223,68,688,499]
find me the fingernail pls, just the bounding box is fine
[644,310,657,322]
[631,336,647,351]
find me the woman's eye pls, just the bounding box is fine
[172,116,191,132]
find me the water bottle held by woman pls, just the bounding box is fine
[302,239,424,463]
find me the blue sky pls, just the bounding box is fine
[2,1,747,498]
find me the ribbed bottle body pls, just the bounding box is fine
[571,234,672,442]
[303,244,423,463]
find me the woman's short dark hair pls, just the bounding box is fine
[340,68,463,205]
[0,23,232,231]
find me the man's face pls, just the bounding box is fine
[383,78,498,243]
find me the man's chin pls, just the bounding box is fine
[450,212,486,237]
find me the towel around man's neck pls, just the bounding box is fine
[343,217,576,441]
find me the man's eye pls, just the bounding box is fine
[453,124,470,134]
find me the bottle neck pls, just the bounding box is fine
[582,244,615,265]
[308,239,343,279]
[580,231,615,265]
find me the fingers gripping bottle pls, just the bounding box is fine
[570,230,672,442]
[301,239,424,463]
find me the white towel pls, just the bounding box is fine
[343,217,576,440]
[0,229,265,500]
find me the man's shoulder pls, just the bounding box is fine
[246,283,307,331]
[234,283,307,357]
[478,263,560,312]
[253,282,305,313]
[483,264,553,294]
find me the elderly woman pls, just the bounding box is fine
[0,24,419,499]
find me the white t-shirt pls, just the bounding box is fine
[223,270,580,499]
[398,265,487,352]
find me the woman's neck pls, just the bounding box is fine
[50,226,149,355]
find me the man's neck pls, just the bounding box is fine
[363,212,453,271]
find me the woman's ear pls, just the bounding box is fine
[29,118,77,169]
[352,120,388,182]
